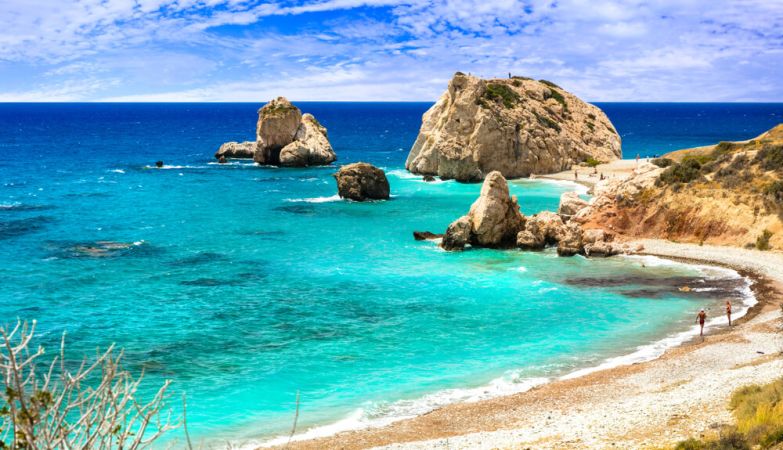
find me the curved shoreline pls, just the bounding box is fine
[253,242,782,450]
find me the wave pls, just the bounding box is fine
[247,258,756,449]
[285,195,342,204]
[142,164,208,170]
[385,169,419,180]
[254,375,550,448]
[108,169,125,174]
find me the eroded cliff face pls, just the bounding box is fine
[581,124,783,250]
[406,73,621,182]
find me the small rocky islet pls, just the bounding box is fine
[215,96,336,167]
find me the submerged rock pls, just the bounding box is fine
[216,97,336,166]
[405,73,621,182]
[333,163,390,201]
[441,171,526,251]
[215,141,256,160]
[413,231,442,241]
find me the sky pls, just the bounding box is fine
[0,0,781,102]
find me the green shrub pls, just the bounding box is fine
[538,79,561,89]
[587,113,596,120]
[658,159,703,185]
[484,83,520,108]
[764,180,783,205]
[544,88,568,111]
[761,427,783,448]
[585,157,602,167]
[652,158,674,168]
[675,438,707,450]
[534,112,561,132]
[586,121,595,131]
[755,229,773,250]
[511,75,532,81]
[755,143,783,171]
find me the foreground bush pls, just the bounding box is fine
[674,377,783,450]
[0,320,183,449]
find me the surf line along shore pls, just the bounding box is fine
[267,241,782,450]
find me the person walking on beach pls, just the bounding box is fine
[574,169,578,181]
[726,300,732,326]
[696,308,707,338]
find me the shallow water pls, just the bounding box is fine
[0,103,771,446]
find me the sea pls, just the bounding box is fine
[0,102,781,447]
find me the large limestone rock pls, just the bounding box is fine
[441,171,526,251]
[333,163,390,201]
[215,141,256,159]
[254,97,302,164]
[406,73,621,181]
[558,191,590,217]
[279,114,336,166]
[216,97,336,166]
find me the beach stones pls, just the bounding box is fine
[441,171,526,251]
[333,163,390,201]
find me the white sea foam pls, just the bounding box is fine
[244,258,756,449]
[142,164,206,170]
[385,169,420,180]
[516,266,528,272]
[254,375,550,448]
[109,169,125,174]
[285,195,342,203]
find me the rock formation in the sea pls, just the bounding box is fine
[558,191,590,217]
[333,162,390,201]
[215,97,336,166]
[413,231,442,241]
[441,171,526,251]
[580,124,783,250]
[405,73,622,182]
[215,141,256,160]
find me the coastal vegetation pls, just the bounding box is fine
[483,83,520,108]
[674,377,783,450]
[585,156,603,167]
[0,320,182,449]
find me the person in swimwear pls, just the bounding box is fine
[726,300,732,326]
[696,308,707,337]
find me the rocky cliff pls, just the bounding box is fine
[406,73,621,182]
[216,97,336,167]
[580,124,783,250]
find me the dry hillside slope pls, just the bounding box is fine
[583,124,783,250]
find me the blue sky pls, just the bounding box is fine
[0,0,781,101]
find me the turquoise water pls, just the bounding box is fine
[0,103,762,446]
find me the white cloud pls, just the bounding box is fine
[0,0,781,101]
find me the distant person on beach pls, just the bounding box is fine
[574,169,578,181]
[635,153,640,168]
[696,309,707,337]
[726,300,732,326]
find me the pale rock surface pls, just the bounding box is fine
[406,73,621,181]
[441,171,526,251]
[214,141,256,159]
[280,113,336,166]
[558,191,589,217]
[216,97,336,166]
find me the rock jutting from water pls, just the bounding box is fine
[438,173,639,257]
[441,171,526,251]
[405,73,622,182]
[215,97,336,167]
[333,163,390,201]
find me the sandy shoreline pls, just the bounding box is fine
[268,242,782,450]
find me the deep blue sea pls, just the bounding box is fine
[0,102,779,446]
